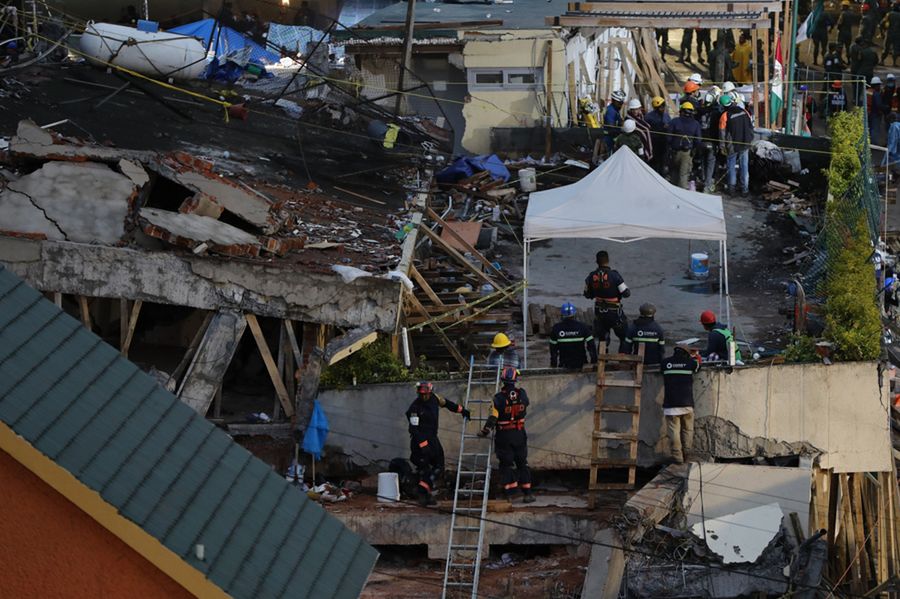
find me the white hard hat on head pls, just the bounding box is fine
[871,75,883,85]
[689,73,703,85]
[888,73,897,80]
[627,98,642,110]
[611,89,626,102]
[623,119,636,133]
[722,81,736,93]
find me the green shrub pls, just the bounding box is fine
[825,109,864,200]
[783,334,819,363]
[320,337,448,388]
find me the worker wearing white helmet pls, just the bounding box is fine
[603,89,627,155]
[625,98,654,162]
[614,118,646,158]
[689,73,703,85]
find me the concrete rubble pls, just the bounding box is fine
[690,502,785,564]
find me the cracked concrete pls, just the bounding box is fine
[0,161,134,244]
[9,119,155,163]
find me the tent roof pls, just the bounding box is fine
[168,18,280,65]
[523,147,727,242]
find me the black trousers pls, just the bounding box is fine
[594,305,627,349]
[410,438,444,494]
[495,429,531,494]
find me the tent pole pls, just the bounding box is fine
[724,239,731,328]
[523,240,529,369]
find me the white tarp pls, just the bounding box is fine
[523,146,727,242]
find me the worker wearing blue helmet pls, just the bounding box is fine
[549,302,597,369]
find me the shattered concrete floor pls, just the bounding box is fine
[518,195,796,363]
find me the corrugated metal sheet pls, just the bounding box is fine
[0,267,377,599]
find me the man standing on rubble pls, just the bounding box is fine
[699,310,742,362]
[604,90,627,154]
[646,96,671,174]
[479,367,534,503]
[662,345,701,464]
[406,381,471,506]
[621,303,666,365]
[487,333,522,368]
[584,250,630,350]
[668,102,702,189]
[550,302,597,370]
[718,94,753,196]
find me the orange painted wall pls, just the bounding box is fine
[0,450,194,599]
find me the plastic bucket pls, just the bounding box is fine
[519,167,537,192]
[377,472,400,503]
[690,252,709,280]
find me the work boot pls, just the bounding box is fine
[522,491,536,504]
[418,490,436,507]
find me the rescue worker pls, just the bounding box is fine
[824,42,846,86]
[718,93,753,196]
[810,8,834,66]
[836,0,855,59]
[731,32,753,83]
[621,303,666,365]
[662,345,701,464]
[699,310,742,361]
[696,28,712,65]
[869,75,887,143]
[708,39,736,84]
[679,75,704,111]
[406,381,471,506]
[861,3,880,42]
[882,2,900,65]
[656,27,670,58]
[645,96,671,174]
[626,98,654,162]
[668,102,702,189]
[829,79,848,115]
[615,119,646,157]
[678,27,694,63]
[487,333,521,368]
[699,87,723,192]
[478,367,533,503]
[603,90,626,153]
[550,302,597,369]
[583,250,630,348]
[884,73,898,112]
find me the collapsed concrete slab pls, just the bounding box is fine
[0,236,402,330]
[178,310,247,414]
[691,503,784,564]
[0,161,134,243]
[139,207,262,256]
[9,120,154,163]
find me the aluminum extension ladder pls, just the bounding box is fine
[441,357,501,599]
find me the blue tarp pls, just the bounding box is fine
[168,18,280,66]
[436,154,510,184]
[302,400,330,461]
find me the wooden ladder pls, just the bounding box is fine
[588,343,644,509]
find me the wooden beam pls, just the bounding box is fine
[545,39,554,160]
[284,320,303,371]
[52,292,62,307]
[78,296,91,330]
[355,19,504,31]
[569,1,782,12]
[324,329,378,366]
[409,264,445,306]
[245,313,295,417]
[404,290,468,369]
[316,324,327,349]
[171,311,213,383]
[119,299,129,350]
[121,299,143,358]
[763,30,771,126]
[417,223,515,302]
[549,16,772,28]
[568,61,578,126]
[425,207,510,283]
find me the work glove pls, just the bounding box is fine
[477,427,490,438]
[462,408,472,421]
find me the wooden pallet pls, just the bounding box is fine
[588,343,644,509]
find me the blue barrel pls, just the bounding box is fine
[690,253,709,280]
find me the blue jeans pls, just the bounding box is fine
[726,149,749,193]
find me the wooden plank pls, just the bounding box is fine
[78,296,91,330]
[417,222,514,302]
[425,208,510,284]
[324,329,378,366]
[119,299,129,350]
[171,311,213,383]
[409,264,445,307]
[763,31,771,126]
[405,290,468,370]
[569,0,782,11]
[52,291,61,307]
[549,15,772,28]
[121,299,143,358]
[245,313,295,417]
[316,323,326,349]
[568,61,578,126]
[178,310,245,414]
[851,474,871,589]
[284,320,303,371]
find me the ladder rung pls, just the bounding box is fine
[598,379,641,388]
[459,469,487,475]
[595,404,639,413]
[454,526,481,531]
[463,434,490,439]
[456,488,487,494]
[596,353,644,362]
[445,582,474,587]
[593,431,638,441]
[467,399,493,403]
[589,482,635,490]
[451,545,479,550]
[449,562,477,568]
[461,452,491,458]
[455,507,481,511]
[590,458,636,466]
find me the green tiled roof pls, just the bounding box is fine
[0,266,377,599]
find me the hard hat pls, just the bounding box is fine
[841,0,850,5]
[680,101,695,112]
[561,302,577,318]
[862,3,870,11]
[623,119,637,133]
[704,91,717,104]
[639,303,657,317]
[888,73,897,80]
[719,94,733,107]
[651,96,665,108]
[416,381,433,395]
[500,366,519,383]
[627,98,642,110]
[684,81,700,94]
[689,73,703,85]
[722,81,736,93]
[832,79,843,89]
[872,75,883,85]
[799,84,808,91]
[491,332,512,349]
[700,310,717,325]
[611,89,626,102]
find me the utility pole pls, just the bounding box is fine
[395,0,416,115]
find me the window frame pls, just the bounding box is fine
[467,67,544,91]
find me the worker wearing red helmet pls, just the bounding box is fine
[699,311,742,361]
[478,367,534,503]
[406,381,471,506]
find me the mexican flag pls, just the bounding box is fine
[796,0,824,44]
[770,35,784,126]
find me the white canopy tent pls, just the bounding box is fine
[521,146,730,367]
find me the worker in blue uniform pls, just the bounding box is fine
[621,303,666,365]
[550,302,597,369]
[603,89,627,154]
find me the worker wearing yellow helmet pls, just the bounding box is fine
[667,102,702,189]
[488,332,521,368]
[645,96,671,174]
[835,0,854,57]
